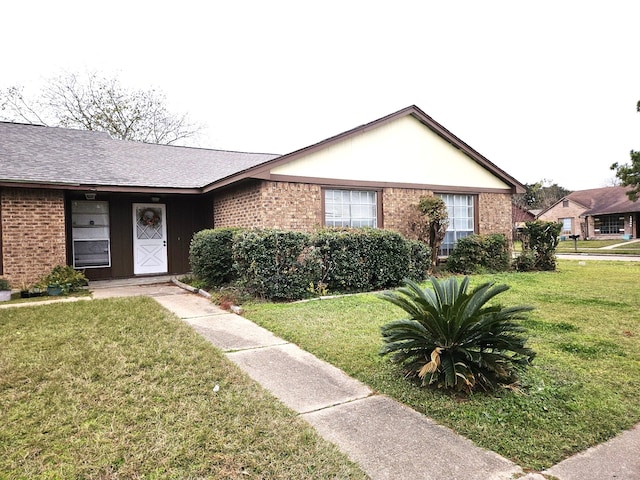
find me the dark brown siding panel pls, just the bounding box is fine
[166,197,209,274]
[109,197,134,279]
[71,193,210,281]
[66,193,133,281]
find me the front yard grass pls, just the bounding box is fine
[243,260,640,471]
[556,239,640,254]
[0,297,366,479]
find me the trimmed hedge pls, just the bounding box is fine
[313,228,429,292]
[406,240,432,282]
[189,227,431,301]
[483,234,512,272]
[189,228,241,287]
[232,230,322,301]
[445,233,510,274]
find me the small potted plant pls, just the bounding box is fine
[42,265,88,296]
[46,283,64,296]
[0,278,12,302]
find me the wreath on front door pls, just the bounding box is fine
[140,208,161,227]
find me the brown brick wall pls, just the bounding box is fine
[382,187,432,236]
[212,181,514,242]
[213,181,322,232]
[538,200,585,236]
[213,181,265,229]
[0,188,67,288]
[478,192,513,240]
[258,182,322,231]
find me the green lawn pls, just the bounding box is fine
[0,298,366,479]
[556,239,640,254]
[242,260,640,471]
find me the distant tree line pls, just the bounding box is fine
[512,179,572,212]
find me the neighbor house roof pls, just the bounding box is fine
[567,186,640,215]
[0,122,280,191]
[537,186,640,217]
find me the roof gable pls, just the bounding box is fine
[270,115,509,189]
[205,105,525,193]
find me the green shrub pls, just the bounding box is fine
[406,240,431,282]
[232,230,322,301]
[367,229,411,289]
[0,278,10,290]
[379,277,535,392]
[446,234,510,274]
[406,195,449,273]
[41,265,88,293]
[312,228,421,292]
[445,234,485,274]
[513,251,536,272]
[189,228,242,287]
[313,229,371,292]
[519,221,562,271]
[483,234,511,271]
[190,227,432,301]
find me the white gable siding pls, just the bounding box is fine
[271,116,509,189]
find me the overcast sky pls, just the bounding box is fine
[3,1,639,191]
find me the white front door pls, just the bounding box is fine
[133,203,168,275]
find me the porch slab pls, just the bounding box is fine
[184,314,288,351]
[91,283,185,299]
[302,395,522,480]
[226,343,372,414]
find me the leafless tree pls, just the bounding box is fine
[0,72,201,145]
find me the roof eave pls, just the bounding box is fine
[0,179,202,194]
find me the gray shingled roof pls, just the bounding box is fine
[567,186,640,215]
[0,122,280,189]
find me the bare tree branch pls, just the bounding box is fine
[0,71,202,145]
[0,86,49,125]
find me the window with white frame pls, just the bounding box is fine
[324,189,378,227]
[437,193,474,256]
[560,217,572,234]
[71,200,111,268]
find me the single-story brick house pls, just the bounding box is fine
[537,186,640,239]
[0,105,525,287]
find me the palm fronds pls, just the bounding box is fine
[379,277,535,392]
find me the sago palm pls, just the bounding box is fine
[379,277,535,392]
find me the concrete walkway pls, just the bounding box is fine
[85,282,640,479]
[556,238,640,261]
[600,238,640,249]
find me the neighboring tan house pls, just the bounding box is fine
[537,186,640,239]
[0,105,525,287]
[512,204,537,241]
